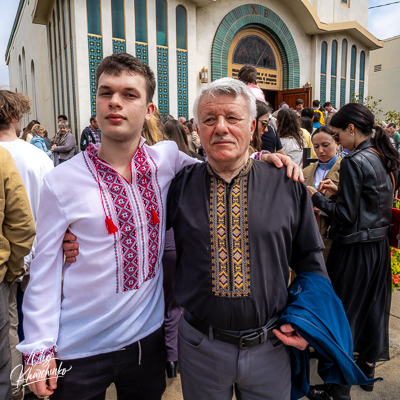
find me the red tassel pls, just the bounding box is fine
[105,217,118,234]
[151,208,159,225]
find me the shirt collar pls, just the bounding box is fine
[318,154,338,170]
[206,157,253,181]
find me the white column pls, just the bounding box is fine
[168,0,177,118]
[147,0,158,108]
[125,0,136,55]
[102,0,113,57]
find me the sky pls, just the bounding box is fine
[0,0,399,87]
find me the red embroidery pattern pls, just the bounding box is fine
[23,347,54,366]
[85,144,160,292]
[133,147,160,282]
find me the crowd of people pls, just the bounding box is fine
[0,54,398,400]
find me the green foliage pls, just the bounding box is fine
[384,110,400,127]
[350,94,383,119]
[390,247,400,291]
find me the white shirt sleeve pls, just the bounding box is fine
[17,177,68,360]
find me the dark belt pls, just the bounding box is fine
[183,309,276,350]
[334,224,392,244]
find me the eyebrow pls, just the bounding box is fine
[98,85,140,92]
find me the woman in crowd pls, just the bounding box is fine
[51,120,76,166]
[182,121,201,154]
[254,100,285,154]
[21,120,39,142]
[42,130,52,150]
[277,108,304,166]
[164,120,203,160]
[30,124,53,159]
[307,103,400,400]
[303,126,341,262]
[141,109,165,145]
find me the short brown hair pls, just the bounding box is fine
[237,65,258,85]
[95,53,156,103]
[0,90,31,130]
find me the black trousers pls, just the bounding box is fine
[51,328,166,400]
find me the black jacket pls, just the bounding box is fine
[80,127,101,151]
[312,139,393,244]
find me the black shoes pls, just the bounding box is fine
[356,359,376,392]
[166,361,178,378]
[307,384,351,400]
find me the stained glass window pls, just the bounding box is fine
[176,6,186,50]
[156,0,167,46]
[321,42,327,74]
[87,0,101,36]
[232,36,277,70]
[135,0,147,43]
[341,39,347,78]
[112,0,125,39]
[350,45,357,80]
[331,40,337,76]
[360,51,365,81]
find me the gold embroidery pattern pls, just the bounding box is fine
[209,161,251,297]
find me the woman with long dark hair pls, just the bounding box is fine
[253,100,285,154]
[277,109,304,166]
[307,103,400,400]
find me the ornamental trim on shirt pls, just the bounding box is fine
[207,159,252,297]
[83,143,163,293]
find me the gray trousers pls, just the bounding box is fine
[178,316,291,400]
[0,280,12,400]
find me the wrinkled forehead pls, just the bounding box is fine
[198,93,247,116]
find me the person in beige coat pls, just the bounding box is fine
[0,146,35,400]
[304,126,341,262]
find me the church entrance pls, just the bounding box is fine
[228,28,283,91]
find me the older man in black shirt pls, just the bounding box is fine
[167,78,328,400]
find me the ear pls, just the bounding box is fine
[250,119,256,135]
[144,103,156,122]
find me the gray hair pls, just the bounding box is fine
[193,77,257,127]
[58,120,70,129]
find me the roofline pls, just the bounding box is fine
[5,0,25,63]
[280,0,383,50]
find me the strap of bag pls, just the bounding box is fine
[368,147,395,195]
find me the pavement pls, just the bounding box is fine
[106,290,400,400]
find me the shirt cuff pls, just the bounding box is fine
[23,347,55,366]
[251,150,270,160]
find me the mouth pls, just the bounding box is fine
[106,114,125,123]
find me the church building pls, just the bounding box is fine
[6,0,382,143]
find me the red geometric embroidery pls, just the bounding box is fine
[85,144,160,292]
[133,147,160,282]
[23,347,54,365]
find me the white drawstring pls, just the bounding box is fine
[138,340,142,365]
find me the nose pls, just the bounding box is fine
[109,93,122,109]
[215,115,229,135]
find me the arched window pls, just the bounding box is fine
[18,55,23,93]
[22,48,27,96]
[49,22,53,62]
[340,39,347,107]
[350,45,357,80]
[57,0,62,52]
[330,40,337,107]
[176,6,186,50]
[53,11,58,55]
[233,36,277,69]
[87,0,101,35]
[350,45,357,99]
[111,0,125,39]
[320,41,327,103]
[135,0,147,43]
[359,51,365,102]
[156,0,167,47]
[62,0,68,44]
[31,61,37,120]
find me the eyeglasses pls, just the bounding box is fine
[331,131,341,143]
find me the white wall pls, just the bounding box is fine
[369,36,400,117]
[7,0,55,135]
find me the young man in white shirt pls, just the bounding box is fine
[19,53,302,400]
